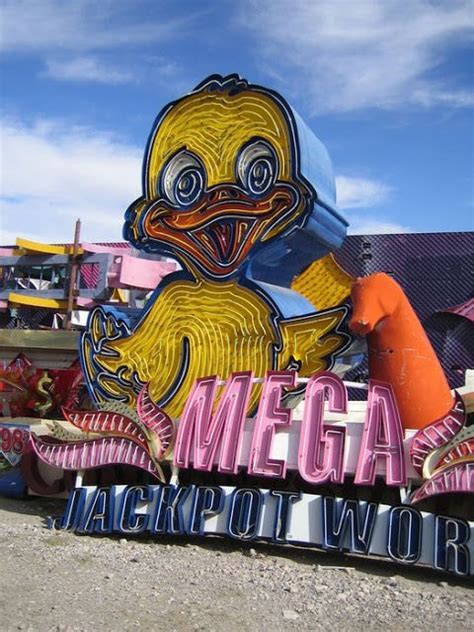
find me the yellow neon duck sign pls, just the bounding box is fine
[81,75,354,417]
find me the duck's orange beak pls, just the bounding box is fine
[135,182,299,278]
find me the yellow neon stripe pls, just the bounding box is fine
[15,237,84,256]
[8,292,69,309]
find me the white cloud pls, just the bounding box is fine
[0,1,189,85]
[42,54,182,85]
[44,56,134,84]
[0,117,142,243]
[336,175,391,209]
[0,1,194,85]
[240,0,474,112]
[335,175,407,234]
[412,86,474,108]
[0,0,194,53]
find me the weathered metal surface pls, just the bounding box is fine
[0,330,79,350]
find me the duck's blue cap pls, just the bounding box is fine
[249,104,348,287]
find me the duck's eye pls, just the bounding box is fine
[237,141,278,197]
[160,151,206,208]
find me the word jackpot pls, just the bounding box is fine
[57,485,473,576]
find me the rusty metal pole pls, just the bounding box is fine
[64,219,81,330]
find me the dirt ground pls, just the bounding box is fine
[0,496,471,632]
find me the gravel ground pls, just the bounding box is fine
[0,496,471,632]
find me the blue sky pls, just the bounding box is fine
[1,0,473,244]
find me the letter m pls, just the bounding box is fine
[174,372,253,474]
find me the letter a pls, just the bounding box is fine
[355,380,407,486]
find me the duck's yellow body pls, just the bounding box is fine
[83,275,347,417]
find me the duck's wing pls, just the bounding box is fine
[80,306,144,407]
[277,254,354,374]
[278,306,350,376]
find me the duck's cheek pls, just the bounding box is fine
[124,197,178,247]
[257,182,303,242]
[123,197,151,244]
